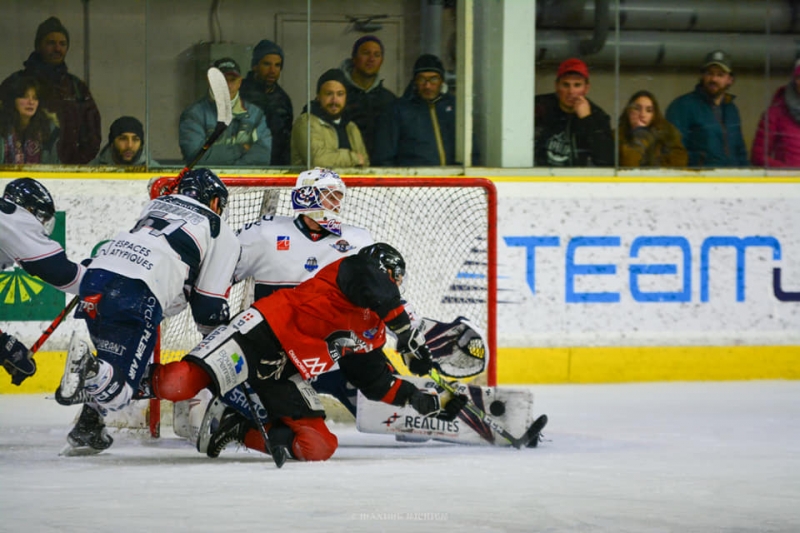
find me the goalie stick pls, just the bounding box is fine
[155,66,233,197]
[429,368,547,449]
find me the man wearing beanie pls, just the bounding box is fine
[240,39,293,166]
[0,16,101,165]
[666,50,748,167]
[291,68,369,168]
[751,58,800,167]
[339,35,397,160]
[373,54,459,166]
[180,57,272,167]
[91,116,145,166]
[533,58,613,167]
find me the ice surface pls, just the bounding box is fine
[2,381,799,533]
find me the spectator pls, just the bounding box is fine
[0,16,101,164]
[666,50,748,167]
[291,68,368,168]
[618,90,688,168]
[180,57,272,167]
[372,54,458,166]
[0,76,59,164]
[91,116,145,166]
[751,59,800,168]
[534,58,613,167]
[340,35,396,160]
[240,40,293,166]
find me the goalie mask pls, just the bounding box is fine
[291,167,346,236]
[3,177,56,235]
[358,242,406,286]
[178,168,229,217]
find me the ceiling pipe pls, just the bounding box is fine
[579,0,610,55]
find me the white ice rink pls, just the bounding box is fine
[1,381,799,533]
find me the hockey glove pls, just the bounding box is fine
[386,314,435,376]
[0,333,36,385]
[408,389,468,422]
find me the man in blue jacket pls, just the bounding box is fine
[666,50,749,168]
[372,54,457,166]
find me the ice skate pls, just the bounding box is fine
[55,334,97,406]
[60,404,113,456]
[205,406,251,458]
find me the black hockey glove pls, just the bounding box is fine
[386,314,434,376]
[408,389,468,422]
[0,333,36,385]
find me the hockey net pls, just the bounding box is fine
[130,176,497,437]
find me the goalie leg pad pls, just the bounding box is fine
[184,325,250,396]
[152,360,213,402]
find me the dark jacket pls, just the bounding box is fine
[665,84,749,167]
[534,93,614,167]
[239,72,294,166]
[373,87,457,166]
[0,52,101,165]
[340,59,397,159]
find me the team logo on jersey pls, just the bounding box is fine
[330,239,356,253]
[231,352,245,373]
[78,294,103,320]
[277,236,290,250]
[362,327,378,340]
[304,257,319,272]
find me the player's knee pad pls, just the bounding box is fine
[85,359,134,415]
[283,416,338,462]
[152,360,212,402]
[184,324,251,396]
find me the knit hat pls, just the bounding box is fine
[213,57,241,77]
[108,116,144,144]
[703,50,733,74]
[413,54,444,77]
[252,39,284,68]
[557,58,589,80]
[35,16,69,49]
[352,35,384,58]
[316,68,347,93]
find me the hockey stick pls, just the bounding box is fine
[429,368,547,449]
[239,384,288,468]
[155,66,233,197]
[27,295,79,358]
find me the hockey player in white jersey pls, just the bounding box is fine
[0,178,86,385]
[56,168,240,454]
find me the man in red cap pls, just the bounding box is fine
[534,58,613,167]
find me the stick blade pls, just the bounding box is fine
[207,67,233,126]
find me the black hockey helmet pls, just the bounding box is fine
[177,168,229,214]
[358,242,406,284]
[3,177,56,234]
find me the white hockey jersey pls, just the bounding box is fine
[89,195,240,317]
[235,215,374,289]
[0,199,84,294]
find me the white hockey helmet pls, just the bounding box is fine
[291,168,346,235]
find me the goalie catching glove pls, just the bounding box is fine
[0,332,36,385]
[386,313,434,376]
[408,388,468,422]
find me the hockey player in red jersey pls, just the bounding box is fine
[0,178,86,385]
[150,242,468,464]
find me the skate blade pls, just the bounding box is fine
[59,442,105,457]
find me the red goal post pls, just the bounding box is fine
[145,176,497,437]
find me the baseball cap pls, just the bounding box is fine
[557,58,589,80]
[213,57,241,77]
[702,50,732,73]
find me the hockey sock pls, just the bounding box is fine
[152,360,212,402]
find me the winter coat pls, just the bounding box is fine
[0,120,60,164]
[372,88,457,166]
[340,58,397,160]
[290,103,369,168]
[0,52,101,164]
[239,73,294,166]
[179,95,272,166]
[750,85,800,167]
[665,84,748,167]
[534,93,614,167]
[618,122,688,167]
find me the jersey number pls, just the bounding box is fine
[132,211,187,237]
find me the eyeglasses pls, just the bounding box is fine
[416,75,442,86]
